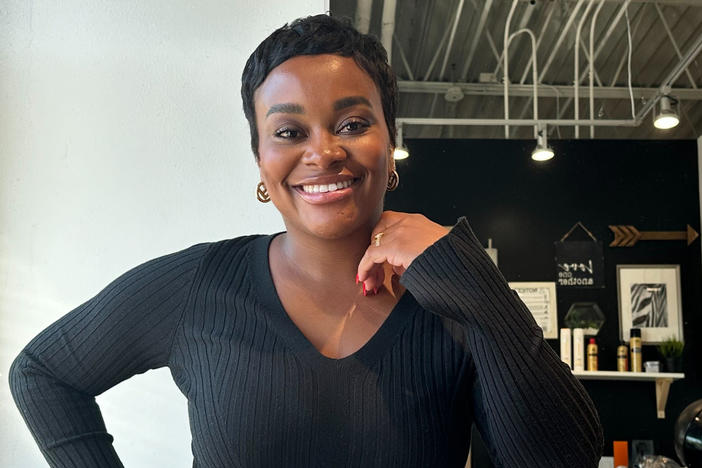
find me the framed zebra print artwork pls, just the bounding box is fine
[616,265,683,344]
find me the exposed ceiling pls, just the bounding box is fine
[330,0,702,140]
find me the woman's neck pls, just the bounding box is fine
[274,227,372,287]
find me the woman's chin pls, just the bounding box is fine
[293,212,373,240]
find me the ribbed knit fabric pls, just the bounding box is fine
[10,218,603,467]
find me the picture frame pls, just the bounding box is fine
[616,265,683,344]
[508,282,558,339]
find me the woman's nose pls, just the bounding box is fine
[303,131,346,168]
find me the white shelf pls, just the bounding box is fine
[572,370,685,381]
[572,370,685,419]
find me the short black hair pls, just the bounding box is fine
[241,14,397,160]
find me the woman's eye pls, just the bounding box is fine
[275,128,301,139]
[339,119,369,134]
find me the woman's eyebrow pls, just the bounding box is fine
[266,103,304,117]
[334,96,372,111]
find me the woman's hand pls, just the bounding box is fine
[357,211,449,295]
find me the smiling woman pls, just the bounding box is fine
[9,14,603,468]
[255,54,391,240]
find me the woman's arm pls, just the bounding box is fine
[358,214,603,467]
[9,242,209,467]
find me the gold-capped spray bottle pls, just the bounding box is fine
[587,338,598,371]
[630,328,642,372]
[617,341,628,372]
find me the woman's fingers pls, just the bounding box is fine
[357,248,388,295]
[357,211,450,296]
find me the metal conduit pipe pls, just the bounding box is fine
[503,0,519,138]
[439,0,467,80]
[589,0,606,138]
[516,0,635,132]
[519,1,557,85]
[574,0,596,139]
[381,0,396,65]
[397,117,639,127]
[539,0,585,82]
[355,0,373,34]
[423,26,451,81]
[460,0,493,81]
[508,29,539,138]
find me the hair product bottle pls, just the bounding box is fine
[630,328,642,372]
[616,341,629,372]
[587,338,598,371]
[560,328,572,369]
[573,328,585,371]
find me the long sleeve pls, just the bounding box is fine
[8,242,209,468]
[400,218,603,467]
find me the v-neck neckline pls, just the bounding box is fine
[249,233,417,372]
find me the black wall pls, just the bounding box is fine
[386,138,702,464]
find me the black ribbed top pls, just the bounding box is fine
[9,219,603,467]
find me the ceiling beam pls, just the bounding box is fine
[517,0,702,4]
[397,80,702,100]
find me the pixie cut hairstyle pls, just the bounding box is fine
[241,14,398,160]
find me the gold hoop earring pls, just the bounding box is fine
[386,170,399,191]
[256,181,271,203]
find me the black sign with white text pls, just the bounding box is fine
[554,241,605,288]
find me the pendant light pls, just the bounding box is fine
[531,125,554,161]
[393,123,409,160]
[653,96,679,130]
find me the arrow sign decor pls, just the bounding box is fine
[609,224,700,247]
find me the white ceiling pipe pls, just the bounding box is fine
[424,0,468,129]
[397,80,702,100]
[589,0,606,138]
[555,0,636,120]
[393,34,415,80]
[574,0,596,139]
[519,1,557,84]
[508,29,539,138]
[422,26,451,81]
[503,0,519,138]
[547,1,643,130]
[539,0,585,83]
[460,0,493,81]
[493,0,535,77]
[516,0,635,131]
[355,0,373,34]
[438,0,466,80]
[609,5,645,86]
[380,0,396,65]
[397,117,639,127]
[578,0,634,87]
[516,0,697,5]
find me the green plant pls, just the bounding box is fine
[658,336,684,358]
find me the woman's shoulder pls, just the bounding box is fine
[195,233,274,261]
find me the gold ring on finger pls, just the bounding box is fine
[374,232,384,247]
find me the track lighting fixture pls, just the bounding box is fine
[531,125,554,161]
[653,95,679,130]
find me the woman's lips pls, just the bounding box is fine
[292,177,360,204]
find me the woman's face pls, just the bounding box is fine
[254,54,393,240]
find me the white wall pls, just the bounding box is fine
[0,1,324,466]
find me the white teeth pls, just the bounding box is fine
[300,179,354,193]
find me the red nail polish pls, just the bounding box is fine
[362,283,367,296]
[373,287,378,295]
[355,274,359,284]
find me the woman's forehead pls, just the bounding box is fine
[254,55,382,111]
